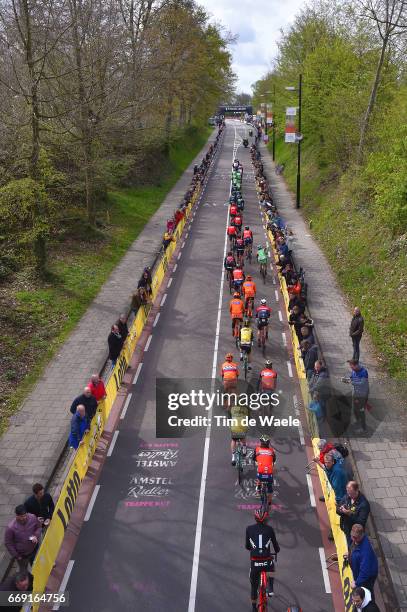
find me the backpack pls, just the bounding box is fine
[334,443,349,458]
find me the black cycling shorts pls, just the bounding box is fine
[240,344,251,354]
[257,319,269,329]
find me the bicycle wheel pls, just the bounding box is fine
[237,448,243,485]
[258,571,268,612]
[260,484,268,515]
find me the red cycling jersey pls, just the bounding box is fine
[255,446,275,475]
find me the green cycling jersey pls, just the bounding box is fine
[257,248,268,264]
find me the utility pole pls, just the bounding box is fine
[296,74,302,209]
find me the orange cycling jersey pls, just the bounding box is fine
[255,446,275,475]
[234,216,242,226]
[233,268,244,281]
[227,225,237,236]
[259,368,277,390]
[229,298,244,318]
[230,205,238,216]
[242,280,256,298]
[221,361,239,381]
[243,229,252,240]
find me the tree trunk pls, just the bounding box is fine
[357,35,389,164]
[22,0,47,273]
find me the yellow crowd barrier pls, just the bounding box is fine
[31,181,203,606]
[313,439,355,610]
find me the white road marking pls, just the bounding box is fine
[306,474,316,507]
[282,332,287,346]
[132,363,143,385]
[319,548,332,593]
[52,560,75,610]
[84,484,101,520]
[167,277,173,288]
[182,241,185,248]
[177,251,182,260]
[287,361,293,377]
[185,232,189,239]
[173,264,177,273]
[153,312,161,327]
[120,393,132,419]
[298,421,305,445]
[188,138,233,612]
[160,294,167,306]
[144,335,152,352]
[275,290,279,301]
[107,431,119,457]
[278,311,283,322]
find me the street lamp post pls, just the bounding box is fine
[286,74,303,209]
[272,84,276,162]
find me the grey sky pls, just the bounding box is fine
[200,0,305,93]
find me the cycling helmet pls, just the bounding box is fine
[265,360,273,368]
[243,318,251,326]
[257,245,263,250]
[245,226,249,230]
[225,353,233,361]
[254,508,268,523]
[233,292,240,298]
[227,251,232,256]
[260,434,270,446]
[260,298,267,305]
[246,275,252,280]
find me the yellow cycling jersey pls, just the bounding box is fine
[230,405,249,435]
[240,327,253,345]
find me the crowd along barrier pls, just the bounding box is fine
[30,176,204,608]
[263,207,355,609]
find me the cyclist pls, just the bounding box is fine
[229,201,238,218]
[221,353,239,392]
[234,234,245,266]
[242,274,256,317]
[255,299,272,346]
[237,194,245,211]
[229,292,244,338]
[246,509,280,610]
[257,244,268,277]
[258,360,278,393]
[233,213,243,232]
[253,434,276,507]
[232,265,245,295]
[239,318,253,368]
[227,222,237,247]
[229,403,249,465]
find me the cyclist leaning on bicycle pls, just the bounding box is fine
[239,318,253,368]
[254,435,276,507]
[229,402,249,465]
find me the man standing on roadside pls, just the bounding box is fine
[4,506,41,571]
[337,481,370,544]
[349,307,364,362]
[349,524,378,599]
[344,360,369,433]
[24,483,55,526]
[70,386,98,425]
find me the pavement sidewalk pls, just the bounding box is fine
[0,131,217,576]
[261,141,407,610]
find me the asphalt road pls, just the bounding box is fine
[65,121,335,612]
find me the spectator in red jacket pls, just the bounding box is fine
[88,374,107,402]
[4,506,41,571]
[174,209,185,225]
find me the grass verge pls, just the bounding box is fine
[271,137,406,378]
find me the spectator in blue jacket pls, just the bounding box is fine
[344,360,369,433]
[314,452,347,502]
[349,524,378,599]
[69,405,88,450]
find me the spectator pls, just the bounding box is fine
[70,386,98,424]
[299,325,315,345]
[314,452,347,502]
[346,360,369,433]
[315,439,342,463]
[24,483,54,525]
[351,587,380,611]
[117,313,129,342]
[349,307,364,362]
[108,324,123,366]
[349,524,378,597]
[137,270,152,304]
[309,361,330,413]
[302,340,319,379]
[193,164,199,174]
[88,374,107,402]
[0,571,33,612]
[308,391,324,423]
[69,405,88,449]
[4,506,41,571]
[166,218,175,233]
[338,481,370,544]
[174,208,185,226]
[162,231,175,250]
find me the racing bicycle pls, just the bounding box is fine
[259,261,267,283]
[257,553,277,612]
